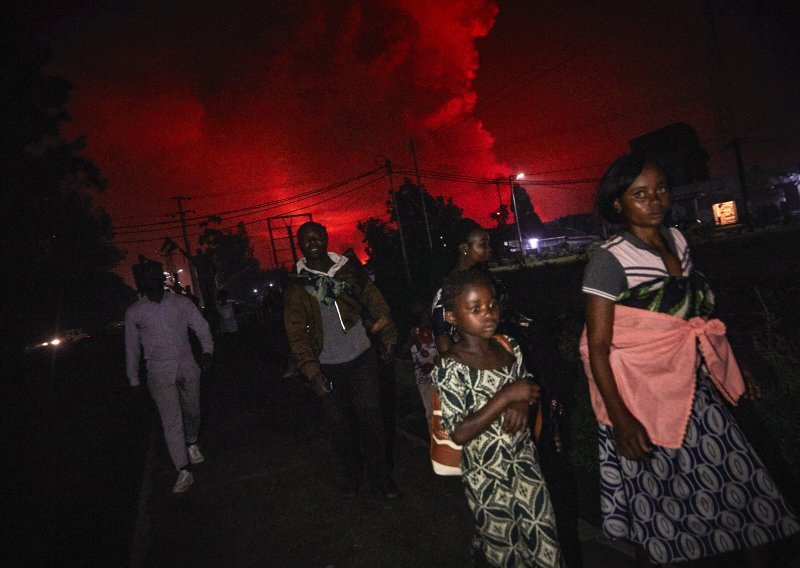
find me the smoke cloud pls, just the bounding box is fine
[51,0,508,270]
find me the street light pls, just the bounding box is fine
[510,173,525,262]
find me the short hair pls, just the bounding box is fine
[449,218,486,248]
[595,153,666,223]
[137,261,164,279]
[440,267,495,311]
[296,221,326,241]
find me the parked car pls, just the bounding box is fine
[27,328,90,352]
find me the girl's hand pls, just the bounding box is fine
[613,413,652,461]
[502,380,540,406]
[502,401,529,434]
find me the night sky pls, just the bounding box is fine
[18,0,800,278]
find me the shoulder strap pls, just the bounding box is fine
[495,334,543,441]
[494,334,513,354]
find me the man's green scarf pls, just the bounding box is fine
[298,269,353,306]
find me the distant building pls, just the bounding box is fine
[671,168,800,227]
[490,214,601,258]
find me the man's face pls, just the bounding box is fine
[298,225,329,261]
[140,266,166,294]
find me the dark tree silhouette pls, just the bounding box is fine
[0,24,131,351]
[512,183,543,235]
[196,218,262,302]
[357,178,463,299]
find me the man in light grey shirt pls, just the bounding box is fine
[125,262,213,493]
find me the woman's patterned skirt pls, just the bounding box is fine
[598,371,799,563]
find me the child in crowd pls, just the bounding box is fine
[433,268,562,568]
[216,289,239,335]
[401,299,439,427]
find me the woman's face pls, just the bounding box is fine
[461,230,491,266]
[614,164,670,229]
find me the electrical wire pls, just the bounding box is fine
[109,172,388,245]
[113,167,384,231]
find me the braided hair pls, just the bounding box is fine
[440,267,496,312]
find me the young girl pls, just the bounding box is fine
[433,268,563,568]
[400,299,438,425]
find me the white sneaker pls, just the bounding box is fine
[173,469,194,493]
[187,444,205,464]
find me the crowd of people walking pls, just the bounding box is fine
[124,152,799,566]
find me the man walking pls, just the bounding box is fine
[283,222,399,499]
[125,262,213,493]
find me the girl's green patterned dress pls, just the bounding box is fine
[434,336,562,568]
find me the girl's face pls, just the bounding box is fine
[460,230,491,266]
[445,283,499,339]
[614,164,670,229]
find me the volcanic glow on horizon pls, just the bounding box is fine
[34,0,798,276]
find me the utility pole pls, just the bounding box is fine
[730,138,753,230]
[409,139,433,251]
[703,0,752,230]
[170,196,203,306]
[385,159,412,283]
[509,177,525,263]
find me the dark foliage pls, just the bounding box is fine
[357,178,465,323]
[196,218,262,303]
[0,22,133,351]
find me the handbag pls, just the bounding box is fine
[494,334,543,442]
[430,387,462,475]
[429,334,542,476]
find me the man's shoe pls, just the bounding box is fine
[173,469,194,493]
[187,444,205,464]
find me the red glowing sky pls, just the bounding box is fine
[25,0,800,279]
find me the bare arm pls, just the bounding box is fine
[450,380,539,445]
[585,293,651,460]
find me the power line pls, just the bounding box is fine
[112,161,602,242]
[113,167,384,233]
[393,165,598,189]
[110,172,388,245]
